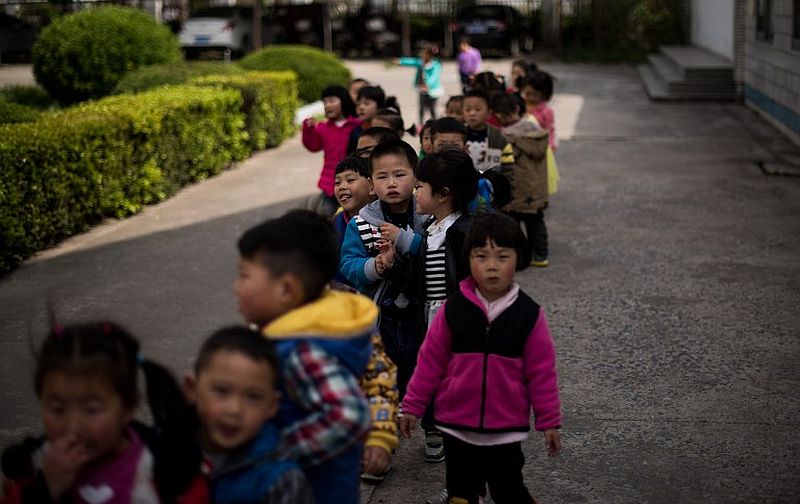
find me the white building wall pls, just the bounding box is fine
[692,0,735,60]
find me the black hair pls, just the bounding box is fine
[416,150,479,215]
[519,70,554,101]
[471,72,506,97]
[195,326,279,377]
[238,210,338,302]
[35,320,199,500]
[357,86,397,111]
[349,78,369,87]
[459,36,471,45]
[446,95,464,108]
[360,126,400,144]
[322,85,356,118]
[464,89,491,107]
[420,119,436,137]
[512,58,538,75]
[430,117,467,140]
[464,211,531,270]
[335,155,370,178]
[491,92,525,117]
[374,107,416,137]
[368,139,419,175]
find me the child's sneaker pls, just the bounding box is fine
[531,255,549,267]
[360,456,393,483]
[424,430,445,463]
[425,488,448,504]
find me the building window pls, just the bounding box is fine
[756,0,773,42]
[793,0,800,49]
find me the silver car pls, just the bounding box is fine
[179,7,260,57]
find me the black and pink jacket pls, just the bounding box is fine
[403,277,561,433]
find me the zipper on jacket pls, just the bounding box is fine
[479,324,490,429]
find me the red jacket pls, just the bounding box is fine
[302,116,362,196]
[403,277,562,433]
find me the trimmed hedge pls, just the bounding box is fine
[114,61,246,95]
[191,71,298,150]
[0,85,55,110]
[0,85,247,273]
[238,45,351,103]
[32,6,182,105]
[0,101,42,124]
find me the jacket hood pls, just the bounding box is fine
[504,127,549,156]
[263,289,378,339]
[358,198,429,229]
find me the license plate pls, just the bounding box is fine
[194,36,211,44]
[465,23,488,34]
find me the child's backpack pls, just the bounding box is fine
[468,169,512,214]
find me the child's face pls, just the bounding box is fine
[511,65,526,84]
[235,257,292,326]
[433,133,466,152]
[335,169,374,215]
[188,350,278,453]
[349,81,367,103]
[357,98,379,122]
[463,97,490,129]
[414,181,444,215]
[40,371,134,462]
[355,136,378,158]
[421,128,433,153]
[370,154,416,211]
[494,110,521,127]
[520,85,543,106]
[323,96,343,120]
[446,102,464,123]
[469,239,517,301]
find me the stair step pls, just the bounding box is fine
[638,63,739,101]
[660,45,734,81]
[637,63,669,100]
[648,53,683,82]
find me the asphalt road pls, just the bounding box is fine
[1,59,799,503]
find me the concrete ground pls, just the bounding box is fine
[1,60,799,503]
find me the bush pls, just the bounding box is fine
[114,61,245,94]
[32,6,182,105]
[239,45,351,103]
[628,0,685,50]
[0,85,247,273]
[0,101,42,123]
[191,71,298,150]
[0,85,55,110]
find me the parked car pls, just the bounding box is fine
[450,5,532,56]
[179,6,282,58]
[0,13,38,62]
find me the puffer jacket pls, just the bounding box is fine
[502,116,549,213]
[302,116,362,196]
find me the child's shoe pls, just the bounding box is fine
[360,455,393,483]
[425,488,448,504]
[531,255,549,267]
[424,430,445,463]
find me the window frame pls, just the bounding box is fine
[756,0,774,43]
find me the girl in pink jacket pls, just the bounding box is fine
[400,212,562,504]
[302,85,361,216]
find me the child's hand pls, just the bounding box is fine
[305,118,318,128]
[380,223,401,242]
[399,413,419,439]
[376,239,396,271]
[362,446,392,476]
[42,434,91,499]
[543,428,561,457]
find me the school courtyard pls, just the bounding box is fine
[1,59,799,502]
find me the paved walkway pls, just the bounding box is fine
[1,60,799,503]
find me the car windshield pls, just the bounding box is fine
[191,7,250,19]
[461,6,509,20]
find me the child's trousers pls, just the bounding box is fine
[442,433,534,504]
[379,314,424,399]
[511,210,548,259]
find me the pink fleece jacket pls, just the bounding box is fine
[302,116,362,196]
[403,277,562,432]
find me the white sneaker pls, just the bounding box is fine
[425,488,448,504]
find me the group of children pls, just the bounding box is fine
[1,58,563,504]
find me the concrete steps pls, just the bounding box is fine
[638,45,739,101]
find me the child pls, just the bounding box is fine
[348,77,369,103]
[412,150,479,465]
[519,71,557,152]
[492,92,550,266]
[430,117,467,152]
[185,326,313,504]
[456,36,482,92]
[399,45,444,126]
[419,119,435,158]
[463,90,515,174]
[339,140,427,401]
[400,212,562,504]
[1,321,206,503]
[235,210,375,504]
[353,126,401,159]
[444,95,464,124]
[371,106,415,139]
[470,72,506,128]
[348,85,400,154]
[302,85,362,216]
[509,58,538,93]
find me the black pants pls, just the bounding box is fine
[511,210,548,259]
[379,314,423,400]
[443,434,534,504]
[419,92,437,125]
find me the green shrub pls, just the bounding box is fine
[628,0,685,50]
[32,6,182,105]
[0,85,247,272]
[0,101,42,123]
[192,71,298,150]
[239,45,351,103]
[0,85,55,110]
[114,61,245,94]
